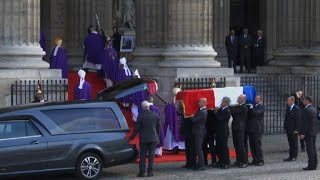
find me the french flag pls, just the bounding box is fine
[176,86,256,118]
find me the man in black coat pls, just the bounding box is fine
[215,97,231,169]
[239,28,253,73]
[300,96,318,170]
[294,91,306,152]
[225,29,239,72]
[202,110,217,166]
[247,95,265,166]
[230,94,249,168]
[130,101,160,177]
[283,96,301,162]
[191,98,208,171]
[253,30,266,67]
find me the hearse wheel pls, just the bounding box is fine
[76,153,103,180]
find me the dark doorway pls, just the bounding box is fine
[230,0,260,36]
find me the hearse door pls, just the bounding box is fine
[0,120,48,174]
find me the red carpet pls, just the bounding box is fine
[120,107,252,164]
[68,71,106,101]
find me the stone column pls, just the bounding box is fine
[67,0,113,69]
[133,0,235,104]
[159,0,220,68]
[212,0,230,65]
[311,0,320,48]
[0,0,49,69]
[134,0,221,68]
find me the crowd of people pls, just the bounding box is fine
[130,89,318,177]
[225,28,265,73]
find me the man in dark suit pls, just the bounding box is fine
[182,116,196,169]
[202,109,217,166]
[130,101,160,177]
[294,91,306,152]
[283,96,301,162]
[254,30,266,67]
[239,28,253,73]
[215,97,231,169]
[247,95,265,166]
[225,29,239,72]
[191,98,208,171]
[230,94,249,168]
[300,96,318,170]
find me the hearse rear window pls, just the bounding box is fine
[42,108,121,133]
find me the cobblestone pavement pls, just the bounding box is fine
[6,151,320,180]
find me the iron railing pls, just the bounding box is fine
[175,75,320,135]
[241,75,320,135]
[11,80,68,106]
[175,77,226,90]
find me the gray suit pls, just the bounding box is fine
[132,109,160,174]
[191,108,208,168]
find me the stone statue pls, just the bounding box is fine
[122,0,136,30]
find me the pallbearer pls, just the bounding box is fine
[230,94,248,168]
[74,69,92,100]
[215,97,231,169]
[247,95,265,166]
[49,36,68,78]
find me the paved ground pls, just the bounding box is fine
[6,151,320,180]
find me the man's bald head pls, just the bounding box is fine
[198,98,207,108]
[237,94,247,104]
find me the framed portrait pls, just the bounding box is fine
[120,35,135,52]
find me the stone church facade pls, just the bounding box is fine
[0,0,319,106]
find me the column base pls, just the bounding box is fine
[0,46,49,69]
[268,48,320,66]
[133,47,221,68]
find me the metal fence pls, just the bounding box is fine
[175,77,226,90]
[11,80,69,106]
[175,75,320,135]
[241,75,320,135]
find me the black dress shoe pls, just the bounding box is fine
[290,158,297,161]
[182,165,193,169]
[303,166,316,171]
[255,162,264,166]
[194,167,206,171]
[232,162,240,167]
[137,173,145,177]
[238,163,248,168]
[248,161,258,165]
[283,157,292,161]
[220,165,230,169]
[211,162,217,167]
